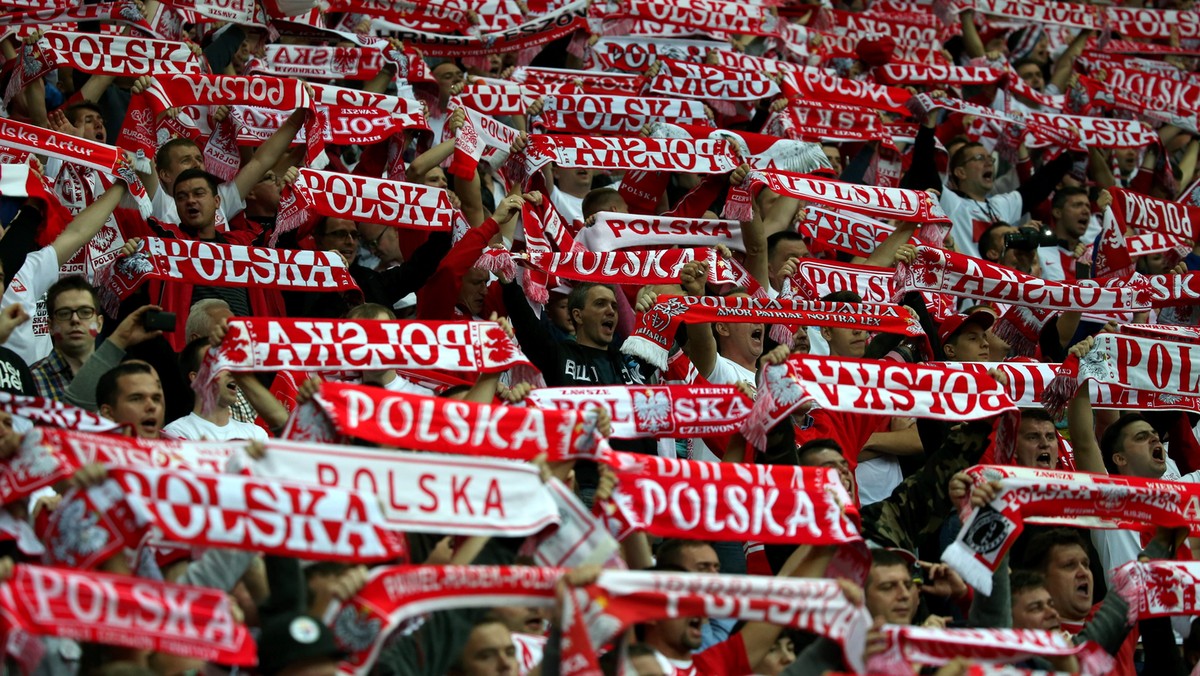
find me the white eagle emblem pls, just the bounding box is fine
[48,498,110,567]
[632,389,671,434]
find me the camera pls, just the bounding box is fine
[1003,226,1057,251]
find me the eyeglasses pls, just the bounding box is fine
[963,153,995,166]
[324,229,360,242]
[362,229,388,252]
[53,306,96,321]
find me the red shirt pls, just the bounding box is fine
[668,633,752,676]
[1061,603,1137,676]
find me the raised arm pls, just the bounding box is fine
[1066,338,1105,474]
[232,107,305,199]
[679,260,718,378]
[52,180,126,266]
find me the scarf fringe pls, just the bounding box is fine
[620,335,669,371]
[1041,354,1082,419]
[940,540,993,594]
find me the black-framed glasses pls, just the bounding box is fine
[53,306,96,321]
[362,229,387,252]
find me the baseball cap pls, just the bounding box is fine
[938,311,995,343]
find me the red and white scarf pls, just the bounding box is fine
[525,384,753,438]
[246,437,562,537]
[0,1,154,33]
[535,94,710,135]
[868,625,1111,675]
[784,69,913,115]
[621,295,924,370]
[326,565,563,675]
[895,245,1147,313]
[110,465,410,563]
[596,449,861,545]
[1110,187,1200,243]
[250,44,395,81]
[513,66,646,96]
[602,0,782,37]
[122,73,325,178]
[275,168,456,244]
[446,100,521,181]
[564,570,871,674]
[0,564,256,668]
[231,105,407,150]
[649,58,779,102]
[574,212,743,252]
[94,237,360,314]
[194,318,525,411]
[379,0,588,58]
[744,356,1015,449]
[800,207,895,259]
[0,393,120,434]
[1096,65,1200,117]
[520,247,740,291]
[309,381,601,462]
[586,35,721,72]
[786,260,899,303]
[1111,560,1200,622]
[726,169,949,224]
[508,134,740,188]
[0,118,150,216]
[943,466,1200,593]
[878,62,1004,87]
[0,164,71,247]
[309,82,429,130]
[1023,111,1157,151]
[1042,333,1200,415]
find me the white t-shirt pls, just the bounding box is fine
[152,180,246,229]
[0,246,59,366]
[383,373,436,396]
[691,356,757,462]
[855,456,904,506]
[549,188,585,227]
[939,188,1023,260]
[162,412,268,441]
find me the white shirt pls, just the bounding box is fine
[162,412,268,441]
[383,373,436,396]
[939,188,1023,260]
[152,180,246,229]
[692,356,757,462]
[856,456,903,506]
[549,188,585,227]
[0,246,59,366]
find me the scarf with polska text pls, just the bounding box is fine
[325,565,563,676]
[231,104,407,149]
[782,69,913,116]
[0,564,256,669]
[621,295,925,370]
[5,31,203,107]
[109,465,410,563]
[0,1,153,34]
[600,0,782,37]
[1042,333,1200,416]
[1091,64,1200,117]
[942,467,1200,594]
[520,247,739,289]
[535,94,711,135]
[121,73,325,178]
[94,236,360,314]
[244,436,563,537]
[512,66,646,96]
[309,82,429,130]
[504,134,740,189]
[649,58,779,102]
[574,212,743,252]
[525,384,754,439]
[743,355,1016,450]
[800,207,893,259]
[595,449,861,545]
[724,169,948,225]
[562,570,871,675]
[307,380,601,461]
[194,318,527,412]
[867,625,1112,675]
[1023,111,1158,151]
[457,82,543,116]
[948,0,1102,30]
[878,63,1004,87]
[1110,187,1200,243]
[274,168,456,245]
[0,118,150,217]
[249,43,398,81]
[894,245,1149,313]
[585,35,721,72]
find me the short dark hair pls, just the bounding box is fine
[1020,409,1055,425]
[655,539,713,568]
[566,282,614,320]
[821,290,863,304]
[868,549,911,577]
[1010,569,1047,597]
[797,438,843,465]
[46,275,100,316]
[581,188,624,218]
[950,142,986,173]
[96,361,156,410]
[1020,528,1087,573]
[1099,412,1149,474]
[1011,57,1042,73]
[178,337,210,381]
[767,230,807,256]
[978,222,1013,259]
[172,168,220,197]
[1052,185,1089,211]
[156,137,199,173]
[65,102,103,125]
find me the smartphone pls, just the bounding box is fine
[143,310,176,332]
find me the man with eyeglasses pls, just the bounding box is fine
[902,100,1078,260]
[30,276,103,402]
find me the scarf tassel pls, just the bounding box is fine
[1041,354,1082,420]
